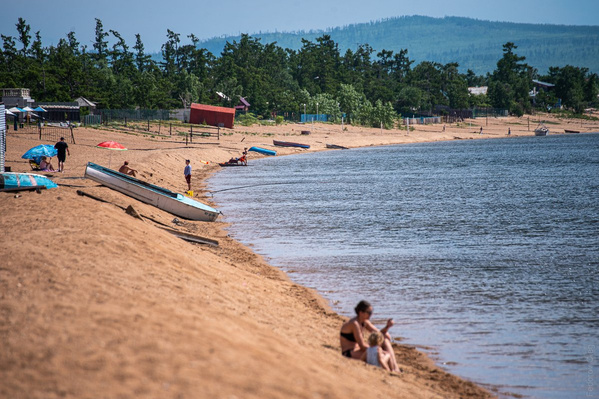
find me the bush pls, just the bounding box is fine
[236,113,259,126]
[275,115,284,125]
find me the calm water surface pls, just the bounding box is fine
[208,134,599,398]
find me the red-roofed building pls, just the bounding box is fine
[189,103,235,129]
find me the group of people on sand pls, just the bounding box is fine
[340,300,401,372]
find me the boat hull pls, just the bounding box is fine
[534,130,548,136]
[273,140,310,149]
[0,172,57,190]
[84,162,220,222]
[248,146,276,156]
[326,144,348,150]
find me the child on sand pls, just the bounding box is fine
[184,159,192,191]
[361,332,392,371]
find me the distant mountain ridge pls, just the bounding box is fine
[198,15,599,75]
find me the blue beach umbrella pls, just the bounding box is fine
[22,144,58,160]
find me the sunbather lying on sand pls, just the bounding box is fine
[339,300,400,372]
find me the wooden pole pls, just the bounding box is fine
[170,123,172,136]
[190,125,193,143]
[147,118,150,132]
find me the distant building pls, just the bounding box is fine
[1,88,35,108]
[189,103,235,129]
[36,102,80,122]
[75,97,97,114]
[235,97,251,112]
[468,86,488,96]
[530,79,556,97]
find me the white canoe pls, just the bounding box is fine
[84,162,220,222]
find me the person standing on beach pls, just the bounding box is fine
[184,159,192,191]
[339,300,400,372]
[508,127,511,136]
[54,137,70,173]
[480,127,483,135]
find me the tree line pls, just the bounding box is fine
[1,18,597,127]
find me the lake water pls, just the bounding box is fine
[208,134,599,398]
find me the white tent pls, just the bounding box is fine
[5,109,16,116]
[8,107,23,113]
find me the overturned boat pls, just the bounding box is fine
[84,162,220,222]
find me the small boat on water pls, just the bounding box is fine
[273,140,310,149]
[248,146,276,156]
[0,172,57,191]
[534,123,549,136]
[564,129,580,134]
[218,162,247,167]
[326,144,348,150]
[84,162,220,221]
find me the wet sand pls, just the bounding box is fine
[1,113,597,398]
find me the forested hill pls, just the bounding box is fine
[199,16,599,75]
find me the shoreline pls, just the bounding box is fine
[2,113,597,398]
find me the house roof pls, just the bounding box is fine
[239,97,250,107]
[215,91,231,101]
[532,79,555,88]
[75,96,96,107]
[190,103,236,114]
[468,86,488,95]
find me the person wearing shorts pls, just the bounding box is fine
[54,137,70,172]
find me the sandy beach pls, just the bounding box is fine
[1,113,597,398]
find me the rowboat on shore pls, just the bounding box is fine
[326,143,348,150]
[0,172,58,191]
[248,146,276,156]
[273,140,310,149]
[564,129,580,133]
[84,162,220,222]
[534,123,549,136]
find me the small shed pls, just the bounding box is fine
[189,103,235,129]
[235,97,251,112]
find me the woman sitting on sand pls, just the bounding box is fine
[339,300,400,372]
[39,156,55,172]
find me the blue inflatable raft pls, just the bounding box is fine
[248,146,277,156]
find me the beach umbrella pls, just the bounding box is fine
[22,106,35,112]
[5,109,15,116]
[33,106,47,113]
[22,144,58,164]
[22,144,58,159]
[96,141,127,167]
[8,107,24,113]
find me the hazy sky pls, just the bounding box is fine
[1,0,597,52]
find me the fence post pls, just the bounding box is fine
[70,126,76,144]
[185,133,188,146]
[147,118,150,132]
[124,116,127,127]
[39,124,42,140]
[190,125,193,143]
[170,123,172,136]
[218,127,220,141]
[158,120,161,134]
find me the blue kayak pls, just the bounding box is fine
[0,172,58,190]
[248,146,277,156]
